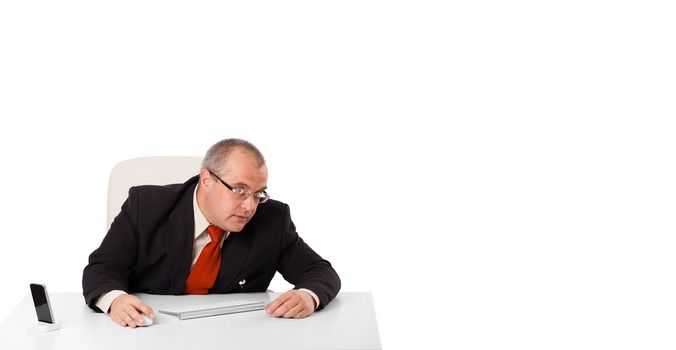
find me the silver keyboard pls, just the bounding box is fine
[159,300,266,320]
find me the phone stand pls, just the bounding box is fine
[28,321,61,332]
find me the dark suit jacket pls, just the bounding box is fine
[82,175,340,311]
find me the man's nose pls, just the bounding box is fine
[241,195,256,211]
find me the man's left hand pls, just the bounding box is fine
[265,290,316,319]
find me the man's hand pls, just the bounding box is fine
[265,290,316,319]
[109,294,155,328]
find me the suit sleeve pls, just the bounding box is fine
[276,204,341,309]
[82,187,140,311]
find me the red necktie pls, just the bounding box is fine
[184,225,226,294]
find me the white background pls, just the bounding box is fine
[1,1,675,349]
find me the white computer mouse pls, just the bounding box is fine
[136,315,154,327]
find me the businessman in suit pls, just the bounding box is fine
[82,138,340,328]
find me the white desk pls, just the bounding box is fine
[0,292,381,350]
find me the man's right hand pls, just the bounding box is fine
[109,294,155,328]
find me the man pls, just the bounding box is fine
[82,138,340,328]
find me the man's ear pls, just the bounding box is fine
[198,168,211,187]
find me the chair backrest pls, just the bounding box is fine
[107,156,203,229]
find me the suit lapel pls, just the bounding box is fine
[163,180,198,295]
[212,231,250,291]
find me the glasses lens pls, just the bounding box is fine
[257,192,269,203]
[230,187,246,198]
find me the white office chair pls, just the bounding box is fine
[107,156,203,230]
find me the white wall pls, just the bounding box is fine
[1,1,675,349]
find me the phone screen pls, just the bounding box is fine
[30,284,54,323]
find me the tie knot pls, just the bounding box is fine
[207,225,225,242]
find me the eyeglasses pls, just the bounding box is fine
[208,170,270,204]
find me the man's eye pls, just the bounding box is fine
[233,187,247,195]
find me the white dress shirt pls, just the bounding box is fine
[95,184,319,313]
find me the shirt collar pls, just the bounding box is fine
[193,184,212,240]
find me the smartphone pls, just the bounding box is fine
[29,283,56,324]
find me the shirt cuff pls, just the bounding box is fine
[95,290,128,314]
[298,288,320,310]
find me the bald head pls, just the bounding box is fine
[201,138,266,175]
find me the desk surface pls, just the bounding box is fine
[0,292,381,350]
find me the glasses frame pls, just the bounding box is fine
[208,170,270,204]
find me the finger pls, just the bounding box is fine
[282,303,305,319]
[268,291,294,312]
[139,304,155,319]
[110,313,126,327]
[269,300,288,317]
[292,300,314,319]
[120,312,137,328]
[125,306,145,326]
[266,292,293,314]
[130,298,155,318]
[272,296,300,317]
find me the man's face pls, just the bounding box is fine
[199,149,268,232]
